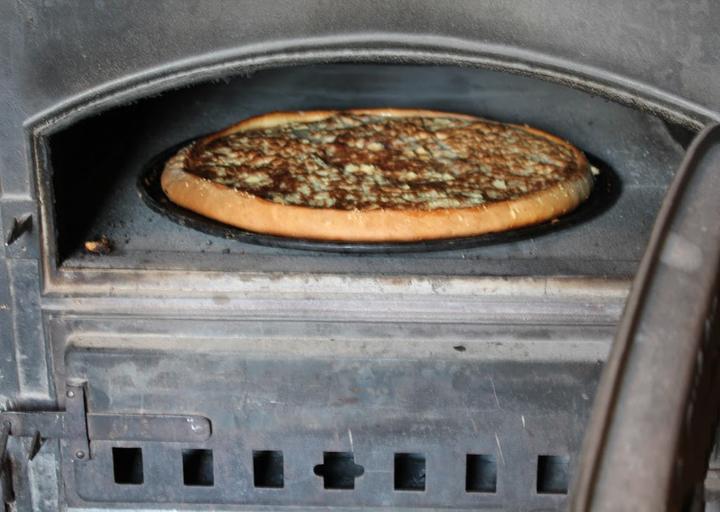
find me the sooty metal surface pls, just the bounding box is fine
[139,139,619,254]
[2,2,718,510]
[53,65,687,277]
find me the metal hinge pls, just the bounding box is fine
[0,381,211,463]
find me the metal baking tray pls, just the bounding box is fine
[138,139,620,254]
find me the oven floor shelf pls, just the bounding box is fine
[51,65,688,278]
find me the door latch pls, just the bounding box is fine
[0,382,212,462]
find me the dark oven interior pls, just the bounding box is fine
[47,63,694,277]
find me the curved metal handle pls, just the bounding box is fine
[571,124,720,511]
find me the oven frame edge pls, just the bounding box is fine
[27,36,711,302]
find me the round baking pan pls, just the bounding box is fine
[138,139,620,254]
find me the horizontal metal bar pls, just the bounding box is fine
[2,412,65,439]
[86,414,211,443]
[0,412,211,443]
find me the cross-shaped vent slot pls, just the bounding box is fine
[313,452,364,490]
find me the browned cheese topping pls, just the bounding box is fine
[186,113,582,210]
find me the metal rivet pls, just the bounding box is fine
[66,390,75,398]
[75,450,85,459]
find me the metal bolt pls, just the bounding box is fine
[66,390,75,398]
[75,450,85,459]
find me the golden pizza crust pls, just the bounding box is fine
[161,108,593,242]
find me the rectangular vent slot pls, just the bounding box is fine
[183,449,214,487]
[253,450,284,488]
[536,455,570,494]
[394,453,426,491]
[112,447,143,485]
[466,454,497,493]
